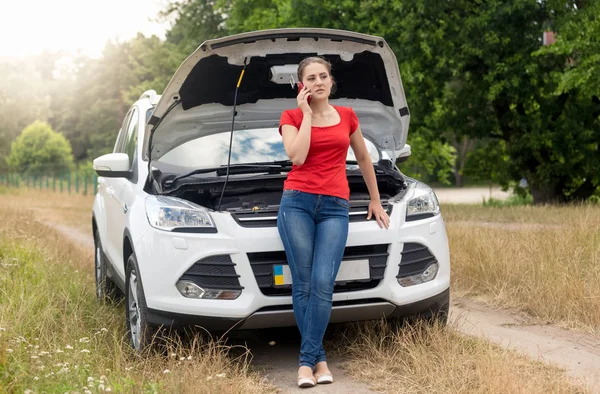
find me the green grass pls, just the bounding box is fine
[0,209,275,394]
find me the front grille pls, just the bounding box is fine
[179,255,243,290]
[248,244,389,296]
[397,243,437,278]
[230,200,393,228]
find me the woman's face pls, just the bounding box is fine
[301,62,333,100]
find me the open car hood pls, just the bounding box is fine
[144,28,410,161]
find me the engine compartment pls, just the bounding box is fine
[172,172,406,213]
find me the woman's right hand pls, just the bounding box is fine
[297,85,312,115]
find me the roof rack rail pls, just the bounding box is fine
[139,90,158,104]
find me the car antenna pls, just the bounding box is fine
[216,57,248,212]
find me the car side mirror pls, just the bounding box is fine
[93,153,132,179]
[395,144,412,165]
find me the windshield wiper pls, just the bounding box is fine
[164,160,293,189]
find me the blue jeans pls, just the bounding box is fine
[277,190,350,368]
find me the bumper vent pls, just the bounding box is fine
[248,244,389,296]
[397,243,438,278]
[179,255,243,290]
[230,201,393,228]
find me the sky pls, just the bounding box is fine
[0,0,171,58]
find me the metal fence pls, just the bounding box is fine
[0,172,98,195]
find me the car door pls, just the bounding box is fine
[101,109,132,266]
[106,107,139,273]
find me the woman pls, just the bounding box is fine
[277,56,390,388]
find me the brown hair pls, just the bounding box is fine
[297,56,336,95]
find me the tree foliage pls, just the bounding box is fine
[7,121,74,177]
[1,0,598,203]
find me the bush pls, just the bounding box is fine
[6,121,74,177]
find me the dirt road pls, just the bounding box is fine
[434,187,511,204]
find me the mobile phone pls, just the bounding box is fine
[298,82,312,104]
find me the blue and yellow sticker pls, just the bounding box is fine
[274,265,285,286]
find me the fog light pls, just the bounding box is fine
[397,263,439,287]
[176,280,241,300]
[176,280,205,298]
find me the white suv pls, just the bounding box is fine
[92,28,450,351]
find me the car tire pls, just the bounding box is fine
[94,229,122,302]
[125,252,157,352]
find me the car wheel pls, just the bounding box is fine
[94,229,121,302]
[125,253,157,352]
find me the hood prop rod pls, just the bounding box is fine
[216,57,248,212]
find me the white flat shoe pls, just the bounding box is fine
[297,376,317,388]
[315,373,333,384]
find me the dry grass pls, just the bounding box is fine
[0,206,276,394]
[441,203,600,225]
[445,204,600,334]
[330,320,586,394]
[0,187,94,233]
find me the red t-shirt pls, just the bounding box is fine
[278,105,359,200]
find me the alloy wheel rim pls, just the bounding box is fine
[128,270,141,350]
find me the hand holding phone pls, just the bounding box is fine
[297,82,312,105]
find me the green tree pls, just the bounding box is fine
[6,121,74,177]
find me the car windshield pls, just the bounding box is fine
[157,127,381,168]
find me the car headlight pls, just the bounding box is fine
[405,182,440,221]
[145,195,216,233]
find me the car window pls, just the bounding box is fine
[123,108,139,168]
[146,107,154,123]
[113,110,133,153]
[158,128,380,168]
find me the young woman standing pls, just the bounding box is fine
[277,56,390,388]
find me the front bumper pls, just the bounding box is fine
[133,201,450,329]
[147,288,450,330]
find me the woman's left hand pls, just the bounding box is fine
[367,201,390,229]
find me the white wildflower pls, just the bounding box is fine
[84,390,92,394]
[87,377,94,383]
[163,369,170,374]
[55,349,64,353]
[31,355,39,359]
[100,375,106,380]
[98,384,105,391]
[80,349,90,354]
[206,376,213,381]
[216,373,226,378]
[186,355,192,360]
[106,388,112,392]
[170,353,176,358]
[40,351,50,356]
[6,349,12,353]
[65,345,73,350]
[34,377,39,381]
[0,327,6,331]
[125,367,133,371]
[34,345,39,349]
[179,357,185,361]
[79,337,90,343]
